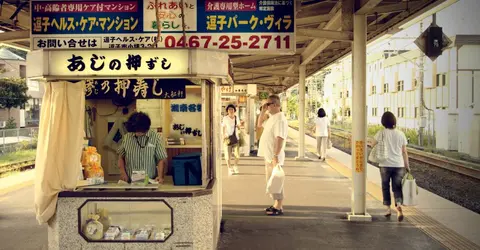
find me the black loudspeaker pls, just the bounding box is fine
[426,26,443,58]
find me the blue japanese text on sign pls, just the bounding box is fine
[31,0,295,52]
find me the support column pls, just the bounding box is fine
[248,96,256,153]
[348,14,372,222]
[296,64,307,160]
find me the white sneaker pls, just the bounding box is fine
[233,165,239,174]
[228,168,235,176]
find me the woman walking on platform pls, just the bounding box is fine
[372,111,410,222]
[315,108,331,161]
[222,104,241,175]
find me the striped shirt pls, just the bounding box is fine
[117,130,167,179]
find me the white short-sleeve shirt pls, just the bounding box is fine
[315,117,330,137]
[258,112,288,165]
[374,128,408,168]
[222,115,240,139]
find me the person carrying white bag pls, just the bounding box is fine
[370,111,410,222]
[257,95,288,216]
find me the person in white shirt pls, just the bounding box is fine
[257,95,288,216]
[315,108,331,161]
[222,104,241,175]
[372,111,410,222]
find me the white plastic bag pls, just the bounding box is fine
[402,172,418,206]
[266,165,285,194]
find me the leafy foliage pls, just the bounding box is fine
[287,94,298,119]
[0,78,30,117]
[5,117,16,129]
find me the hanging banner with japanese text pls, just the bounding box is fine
[31,0,295,53]
[85,78,187,99]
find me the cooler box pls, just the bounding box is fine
[172,152,202,186]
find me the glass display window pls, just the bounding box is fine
[78,199,173,242]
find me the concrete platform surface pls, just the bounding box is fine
[0,185,47,250]
[287,127,480,249]
[218,139,446,250]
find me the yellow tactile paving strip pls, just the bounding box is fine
[326,156,480,250]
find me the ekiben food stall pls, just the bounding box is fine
[28,48,230,250]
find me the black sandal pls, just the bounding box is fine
[266,208,283,216]
[265,206,275,212]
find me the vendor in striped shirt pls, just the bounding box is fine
[118,112,167,183]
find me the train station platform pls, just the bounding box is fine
[1,129,479,249]
[218,128,480,250]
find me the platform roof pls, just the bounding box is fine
[0,0,455,92]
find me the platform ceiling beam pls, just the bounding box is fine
[0,3,30,29]
[355,0,383,15]
[368,1,422,15]
[297,14,333,26]
[0,30,29,42]
[234,68,298,78]
[300,7,342,66]
[298,28,353,42]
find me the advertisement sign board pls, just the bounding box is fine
[31,0,295,53]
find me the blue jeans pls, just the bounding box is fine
[380,167,405,206]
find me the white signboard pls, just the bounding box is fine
[48,49,189,77]
[220,85,247,94]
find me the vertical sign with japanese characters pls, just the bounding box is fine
[355,141,365,173]
[31,0,295,53]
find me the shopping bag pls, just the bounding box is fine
[368,145,379,163]
[266,165,285,194]
[327,139,333,149]
[369,130,388,163]
[402,172,418,206]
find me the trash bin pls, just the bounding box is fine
[172,152,202,186]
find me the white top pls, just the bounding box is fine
[315,117,330,137]
[258,112,288,165]
[374,129,408,168]
[222,115,240,139]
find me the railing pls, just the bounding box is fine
[0,127,39,155]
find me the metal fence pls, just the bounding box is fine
[0,127,39,155]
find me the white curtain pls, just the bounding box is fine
[34,81,85,224]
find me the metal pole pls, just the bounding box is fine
[248,97,255,153]
[419,20,425,146]
[349,14,370,220]
[297,65,306,159]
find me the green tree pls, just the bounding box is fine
[287,94,298,119]
[0,78,30,119]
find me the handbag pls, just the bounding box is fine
[402,172,418,206]
[266,165,285,194]
[327,139,332,149]
[226,116,238,146]
[368,130,388,163]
